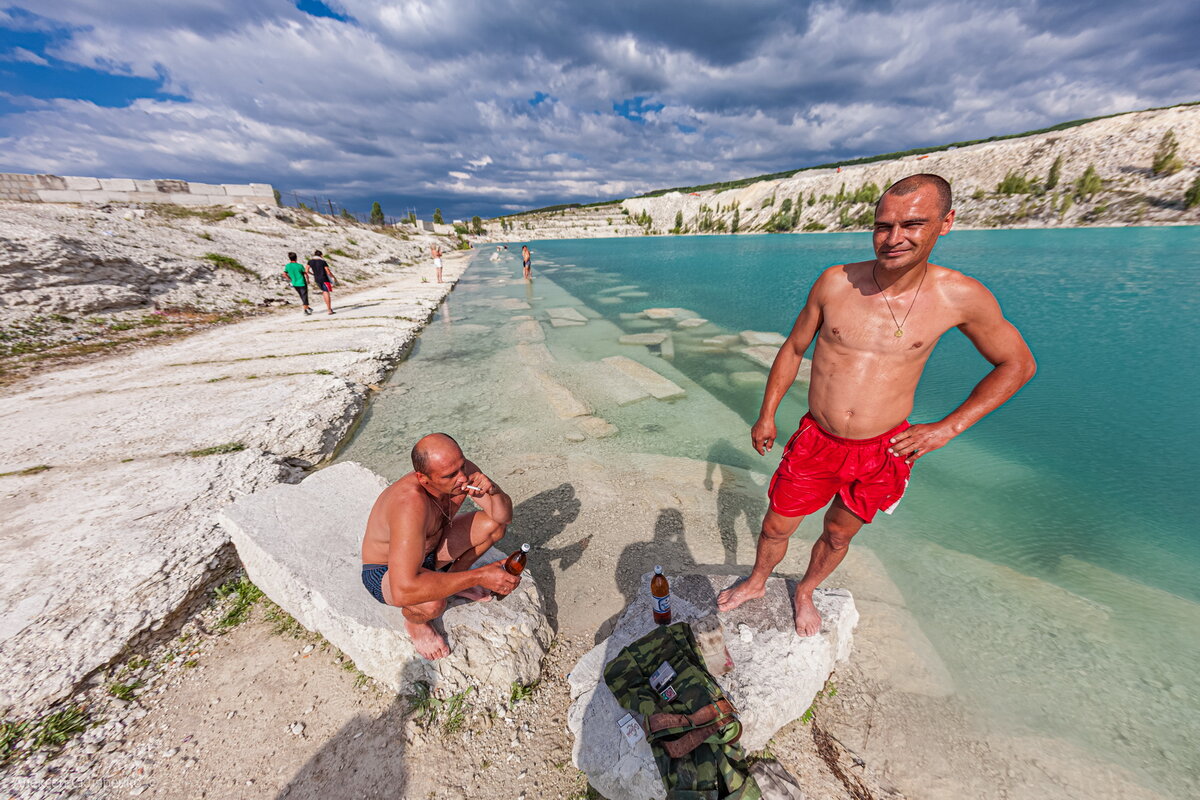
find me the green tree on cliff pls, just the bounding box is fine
[433,208,444,224]
[731,206,740,233]
[1185,174,1200,209]
[1046,156,1062,190]
[370,202,385,226]
[1152,130,1184,176]
[470,216,484,234]
[672,210,684,234]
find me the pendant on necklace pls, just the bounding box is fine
[894,329,904,338]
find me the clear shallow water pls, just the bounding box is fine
[525,228,1200,797]
[341,230,1199,797]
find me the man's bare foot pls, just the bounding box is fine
[717,579,766,612]
[454,585,493,602]
[405,620,450,660]
[793,592,823,637]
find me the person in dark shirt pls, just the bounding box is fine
[306,249,338,315]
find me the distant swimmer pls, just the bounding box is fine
[360,433,518,659]
[306,250,337,315]
[489,245,502,262]
[431,243,444,283]
[521,245,532,279]
[282,251,311,315]
[717,174,1036,636]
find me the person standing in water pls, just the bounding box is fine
[717,174,1036,637]
[521,244,532,279]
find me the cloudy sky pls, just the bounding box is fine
[1,1,1196,220]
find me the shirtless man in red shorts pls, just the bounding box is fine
[361,433,520,659]
[717,174,1036,636]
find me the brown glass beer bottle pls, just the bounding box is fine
[504,543,531,576]
[651,565,671,624]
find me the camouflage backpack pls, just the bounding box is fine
[604,622,762,800]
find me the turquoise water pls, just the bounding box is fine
[525,228,1200,797]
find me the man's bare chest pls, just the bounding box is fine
[820,296,955,356]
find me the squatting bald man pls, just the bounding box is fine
[719,174,1037,636]
[361,433,519,659]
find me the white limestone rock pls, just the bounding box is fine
[600,356,686,400]
[676,318,709,329]
[219,462,552,701]
[619,333,668,346]
[567,574,856,800]
[739,330,786,347]
[546,306,588,323]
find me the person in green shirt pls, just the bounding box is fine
[282,251,312,315]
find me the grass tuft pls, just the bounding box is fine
[214,575,263,628]
[186,442,245,457]
[509,680,538,706]
[202,253,257,279]
[0,464,51,478]
[107,679,143,701]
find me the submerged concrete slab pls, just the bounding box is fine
[533,370,593,418]
[740,330,786,347]
[618,333,668,346]
[601,356,686,400]
[546,306,588,323]
[567,574,857,800]
[219,462,552,700]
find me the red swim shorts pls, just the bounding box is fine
[768,413,912,523]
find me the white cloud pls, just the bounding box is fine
[3,47,49,65]
[0,0,1196,215]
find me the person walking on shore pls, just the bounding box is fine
[282,251,312,315]
[717,174,1036,637]
[431,243,444,283]
[360,433,519,660]
[306,249,337,315]
[521,244,532,279]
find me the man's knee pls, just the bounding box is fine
[761,513,801,541]
[402,598,446,624]
[478,516,506,545]
[821,519,860,550]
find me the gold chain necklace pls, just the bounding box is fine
[872,263,927,338]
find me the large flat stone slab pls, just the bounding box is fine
[219,462,552,700]
[515,319,545,344]
[532,370,593,418]
[545,306,588,323]
[619,332,668,346]
[567,574,857,800]
[600,356,686,400]
[740,330,786,347]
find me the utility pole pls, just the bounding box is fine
[327,199,334,216]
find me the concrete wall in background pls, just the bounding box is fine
[0,173,277,207]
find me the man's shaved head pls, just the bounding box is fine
[411,433,461,475]
[879,174,953,217]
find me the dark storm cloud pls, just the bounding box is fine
[0,0,1196,218]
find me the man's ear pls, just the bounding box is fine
[940,209,956,235]
[414,472,430,489]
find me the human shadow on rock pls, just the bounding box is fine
[507,482,586,626]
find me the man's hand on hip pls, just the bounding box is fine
[888,422,955,465]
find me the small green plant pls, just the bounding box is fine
[761,195,774,208]
[509,680,538,706]
[1075,164,1103,199]
[407,682,474,733]
[1151,129,1184,176]
[1185,174,1200,209]
[0,464,51,478]
[996,171,1038,195]
[107,679,144,701]
[313,368,332,375]
[202,253,257,279]
[29,706,90,750]
[214,575,263,628]
[972,189,986,200]
[1,720,31,765]
[802,221,827,231]
[197,231,213,241]
[328,248,350,258]
[186,442,245,457]
[263,600,309,638]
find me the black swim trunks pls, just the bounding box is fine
[361,554,452,605]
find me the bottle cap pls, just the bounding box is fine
[520,543,530,552]
[654,565,663,574]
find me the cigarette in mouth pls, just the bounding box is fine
[465,484,483,491]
